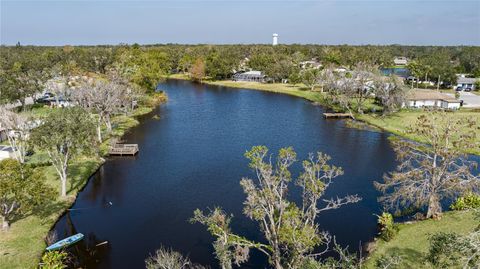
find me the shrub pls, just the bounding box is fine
[40,250,69,269]
[375,254,402,269]
[377,212,398,242]
[426,231,479,269]
[450,192,480,211]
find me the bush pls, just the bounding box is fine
[450,192,480,211]
[377,212,398,242]
[375,254,402,269]
[40,250,69,269]
[425,231,479,269]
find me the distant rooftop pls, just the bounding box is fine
[407,89,459,102]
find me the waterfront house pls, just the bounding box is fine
[394,57,408,66]
[232,71,267,82]
[404,89,461,110]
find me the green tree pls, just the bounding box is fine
[192,146,360,269]
[302,69,320,91]
[205,50,236,80]
[426,231,480,268]
[30,107,96,197]
[189,58,206,82]
[406,60,423,88]
[40,250,69,269]
[0,159,54,230]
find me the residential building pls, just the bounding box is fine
[299,60,322,70]
[232,71,267,82]
[0,145,14,161]
[456,77,477,90]
[393,57,408,66]
[403,89,461,110]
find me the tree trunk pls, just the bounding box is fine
[61,169,67,197]
[1,216,9,230]
[96,123,102,143]
[274,258,283,269]
[105,114,112,133]
[426,194,442,219]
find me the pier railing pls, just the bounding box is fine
[109,144,139,156]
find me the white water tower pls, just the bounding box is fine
[272,33,278,46]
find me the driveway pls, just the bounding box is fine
[445,92,480,108]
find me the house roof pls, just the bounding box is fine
[457,77,477,84]
[243,71,263,75]
[407,89,460,103]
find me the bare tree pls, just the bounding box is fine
[317,67,337,93]
[71,78,131,142]
[329,76,357,119]
[375,113,480,219]
[348,63,377,113]
[0,107,32,163]
[192,146,360,269]
[373,75,407,115]
[45,76,73,107]
[145,246,206,269]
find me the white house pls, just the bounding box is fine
[455,77,477,91]
[404,90,461,110]
[0,145,14,161]
[232,71,267,82]
[394,57,408,66]
[299,60,322,70]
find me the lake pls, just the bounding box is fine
[53,79,398,268]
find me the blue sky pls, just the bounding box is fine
[1,0,479,45]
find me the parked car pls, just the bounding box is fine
[35,92,55,103]
[464,87,472,92]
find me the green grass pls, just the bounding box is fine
[357,110,480,155]
[169,75,480,154]
[364,210,478,269]
[168,74,382,112]
[0,95,165,269]
[0,156,102,269]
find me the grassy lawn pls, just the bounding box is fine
[364,210,479,268]
[169,75,480,154]
[0,95,165,269]
[357,109,480,155]
[0,156,102,269]
[168,74,382,112]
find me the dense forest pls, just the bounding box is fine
[1,44,479,104]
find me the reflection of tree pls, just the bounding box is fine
[61,212,111,267]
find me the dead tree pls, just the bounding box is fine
[375,113,480,218]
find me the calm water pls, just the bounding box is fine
[53,79,399,268]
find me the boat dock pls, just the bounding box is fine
[323,113,353,119]
[109,144,139,156]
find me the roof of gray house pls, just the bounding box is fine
[457,77,477,84]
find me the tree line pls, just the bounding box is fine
[2,44,479,105]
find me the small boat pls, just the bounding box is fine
[46,233,84,251]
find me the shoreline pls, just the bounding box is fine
[167,74,480,156]
[0,94,166,269]
[166,76,480,268]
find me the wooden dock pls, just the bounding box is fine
[323,113,353,119]
[109,144,139,156]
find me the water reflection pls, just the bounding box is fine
[53,79,401,268]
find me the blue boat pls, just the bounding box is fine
[46,233,84,251]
